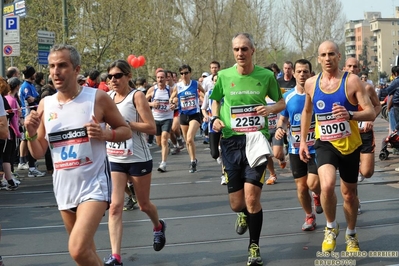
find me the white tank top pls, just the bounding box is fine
[107,89,152,163]
[44,87,111,210]
[151,85,173,120]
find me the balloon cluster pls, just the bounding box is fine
[127,55,146,68]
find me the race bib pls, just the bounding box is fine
[180,95,196,111]
[290,122,316,148]
[268,113,278,130]
[107,137,133,158]
[316,112,351,141]
[48,127,93,170]
[230,105,265,133]
[154,99,170,112]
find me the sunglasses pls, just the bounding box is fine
[107,73,126,80]
[180,71,190,75]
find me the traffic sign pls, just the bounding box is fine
[3,43,20,57]
[38,58,48,65]
[38,30,55,39]
[3,15,20,43]
[37,30,55,65]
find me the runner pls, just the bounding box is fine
[211,33,285,266]
[105,59,166,266]
[299,41,376,253]
[24,44,132,266]
[275,59,322,231]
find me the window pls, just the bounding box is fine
[393,21,395,26]
[393,30,396,36]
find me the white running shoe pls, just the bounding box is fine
[28,168,45,177]
[220,175,227,185]
[157,162,167,172]
[18,163,29,170]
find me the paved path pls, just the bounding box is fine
[1,117,399,266]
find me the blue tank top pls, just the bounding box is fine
[281,88,316,154]
[312,72,361,154]
[176,80,200,115]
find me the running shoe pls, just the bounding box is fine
[345,234,360,252]
[247,243,263,266]
[358,203,362,215]
[123,196,137,211]
[189,160,197,173]
[157,162,167,172]
[358,173,365,182]
[177,138,184,149]
[170,147,180,155]
[6,183,19,191]
[28,168,45,177]
[153,220,166,251]
[266,174,277,185]
[203,137,209,144]
[278,160,287,169]
[302,214,316,231]
[235,212,248,235]
[220,175,227,185]
[104,255,123,266]
[312,192,323,214]
[17,162,29,170]
[216,157,222,164]
[322,223,340,252]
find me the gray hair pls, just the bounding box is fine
[232,33,255,49]
[49,44,81,68]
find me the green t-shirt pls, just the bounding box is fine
[210,65,282,139]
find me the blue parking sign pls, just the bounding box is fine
[5,17,18,30]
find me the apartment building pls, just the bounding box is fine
[345,12,379,74]
[370,7,399,74]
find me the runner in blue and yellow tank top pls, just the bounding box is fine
[299,41,376,254]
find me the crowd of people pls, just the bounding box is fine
[0,33,389,266]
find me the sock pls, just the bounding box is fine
[346,228,356,236]
[191,160,196,163]
[326,221,337,229]
[19,156,26,164]
[248,209,263,248]
[154,221,162,231]
[29,167,35,171]
[111,254,121,263]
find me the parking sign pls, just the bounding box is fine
[3,15,20,44]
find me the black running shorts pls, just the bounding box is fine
[289,153,317,179]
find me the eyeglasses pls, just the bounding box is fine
[180,71,190,75]
[107,73,126,80]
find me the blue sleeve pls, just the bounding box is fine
[386,79,399,95]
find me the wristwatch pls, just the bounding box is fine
[348,110,354,120]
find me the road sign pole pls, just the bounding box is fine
[0,1,5,77]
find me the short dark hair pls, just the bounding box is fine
[6,67,18,79]
[88,69,100,80]
[210,61,220,68]
[35,72,44,84]
[179,64,192,73]
[294,59,312,73]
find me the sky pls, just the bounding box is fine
[342,0,399,21]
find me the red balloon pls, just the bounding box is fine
[131,57,140,68]
[137,55,146,67]
[128,56,136,67]
[127,54,135,65]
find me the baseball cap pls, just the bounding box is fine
[202,72,210,77]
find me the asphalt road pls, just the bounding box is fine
[1,117,399,266]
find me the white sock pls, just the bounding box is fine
[346,228,356,235]
[326,221,337,229]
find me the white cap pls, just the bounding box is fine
[201,72,210,77]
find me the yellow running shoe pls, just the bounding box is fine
[322,223,340,252]
[235,212,248,235]
[346,234,360,252]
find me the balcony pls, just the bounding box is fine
[345,41,356,46]
[346,49,356,56]
[346,30,355,37]
[371,56,378,61]
[371,45,377,52]
[370,35,377,41]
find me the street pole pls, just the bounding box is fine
[0,0,5,77]
[62,0,68,43]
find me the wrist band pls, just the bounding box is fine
[277,126,283,131]
[25,131,38,141]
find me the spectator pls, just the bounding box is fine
[97,72,109,92]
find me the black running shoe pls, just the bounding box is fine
[104,255,123,266]
[189,160,197,173]
[153,220,166,251]
[123,196,137,211]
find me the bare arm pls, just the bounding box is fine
[211,99,224,132]
[129,91,156,135]
[299,78,315,162]
[365,83,381,118]
[25,100,48,159]
[275,115,288,140]
[91,90,131,142]
[350,76,376,122]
